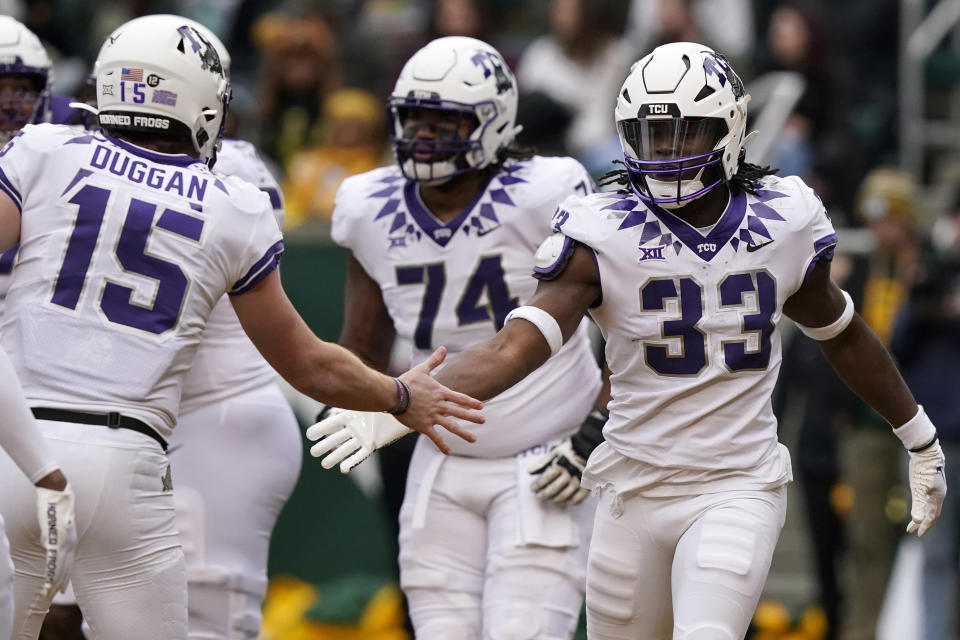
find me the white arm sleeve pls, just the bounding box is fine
[0,347,57,483]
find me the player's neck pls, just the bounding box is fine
[115,133,196,158]
[417,169,491,223]
[670,187,730,229]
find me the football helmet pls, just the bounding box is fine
[0,16,52,143]
[92,15,229,165]
[389,36,521,184]
[615,42,751,209]
[96,15,231,81]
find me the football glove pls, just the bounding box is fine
[307,408,413,473]
[906,438,947,537]
[528,407,607,507]
[36,484,76,598]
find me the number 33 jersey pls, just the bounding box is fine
[554,176,837,481]
[0,124,283,439]
[333,156,602,458]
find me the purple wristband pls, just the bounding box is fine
[387,378,410,415]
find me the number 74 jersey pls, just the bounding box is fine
[554,175,837,475]
[333,156,601,457]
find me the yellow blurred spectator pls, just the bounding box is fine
[254,13,343,167]
[283,88,388,228]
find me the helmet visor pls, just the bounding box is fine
[620,117,727,168]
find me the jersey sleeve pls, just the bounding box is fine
[0,126,47,213]
[785,176,838,282]
[532,192,614,280]
[223,183,285,296]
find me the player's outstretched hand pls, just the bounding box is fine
[35,480,77,598]
[907,439,947,537]
[396,346,483,454]
[307,408,412,473]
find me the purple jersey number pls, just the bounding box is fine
[51,183,204,335]
[640,270,775,375]
[396,254,518,350]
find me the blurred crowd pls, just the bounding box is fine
[10,1,960,639]
[11,0,947,231]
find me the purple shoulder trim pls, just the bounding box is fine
[0,167,22,212]
[229,240,285,295]
[803,233,838,282]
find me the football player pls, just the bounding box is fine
[0,16,54,310]
[311,41,946,638]
[0,18,481,640]
[309,36,608,639]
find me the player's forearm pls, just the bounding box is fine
[0,348,59,483]
[291,341,398,412]
[818,314,918,427]
[434,326,552,401]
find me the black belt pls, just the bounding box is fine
[31,408,168,451]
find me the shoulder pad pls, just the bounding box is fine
[533,232,575,281]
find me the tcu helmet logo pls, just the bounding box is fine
[176,25,223,75]
[702,52,745,99]
[470,51,513,95]
[648,104,670,114]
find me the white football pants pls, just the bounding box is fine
[0,420,186,640]
[399,440,595,640]
[585,484,787,639]
[169,383,302,640]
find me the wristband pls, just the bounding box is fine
[387,378,411,415]
[893,405,938,451]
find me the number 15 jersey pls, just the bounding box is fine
[0,124,283,440]
[333,156,602,458]
[553,176,837,489]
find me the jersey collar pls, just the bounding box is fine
[647,190,746,262]
[403,177,490,248]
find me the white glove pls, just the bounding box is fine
[36,484,77,598]
[906,439,947,537]
[307,409,413,473]
[527,439,590,506]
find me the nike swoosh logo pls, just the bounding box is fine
[477,225,499,237]
[746,240,774,252]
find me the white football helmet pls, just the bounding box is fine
[389,36,521,184]
[0,16,52,143]
[615,42,751,209]
[96,15,231,81]
[93,15,229,165]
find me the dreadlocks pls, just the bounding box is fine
[597,151,779,197]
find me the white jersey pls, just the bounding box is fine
[0,124,283,440]
[333,157,601,457]
[554,176,837,490]
[178,139,284,414]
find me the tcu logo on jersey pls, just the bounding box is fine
[433,228,452,241]
[638,245,666,261]
[697,242,717,254]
